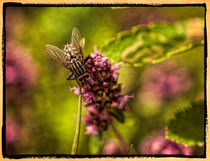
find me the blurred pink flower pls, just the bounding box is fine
[6,116,21,145]
[6,41,37,88]
[103,140,121,154]
[139,62,192,105]
[139,129,193,155]
[85,124,98,135]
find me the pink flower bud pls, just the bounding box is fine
[111,62,123,71]
[88,76,95,85]
[111,73,118,82]
[69,87,80,96]
[103,82,108,87]
[85,124,98,135]
[87,105,98,114]
[83,117,91,124]
[118,95,134,110]
[87,58,92,64]
[92,67,96,72]
[96,56,102,62]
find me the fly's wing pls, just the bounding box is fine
[45,44,69,69]
[71,27,82,47]
[71,27,85,59]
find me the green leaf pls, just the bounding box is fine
[99,19,204,66]
[109,108,125,123]
[166,101,205,146]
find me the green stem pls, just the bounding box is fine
[110,123,129,152]
[71,86,82,154]
[111,123,136,154]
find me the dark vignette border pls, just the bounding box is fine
[2,2,207,159]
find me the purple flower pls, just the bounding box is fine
[71,48,133,135]
[139,129,193,155]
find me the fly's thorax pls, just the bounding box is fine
[70,58,77,64]
[63,43,86,77]
[64,43,81,62]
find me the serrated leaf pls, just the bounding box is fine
[99,20,204,66]
[166,101,205,146]
[109,108,125,123]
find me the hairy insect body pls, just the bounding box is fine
[46,27,89,86]
[64,44,81,63]
[64,43,89,82]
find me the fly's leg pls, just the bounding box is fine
[84,56,95,79]
[67,72,75,80]
[75,78,82,87]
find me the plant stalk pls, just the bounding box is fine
[110,123,129,153]
[71,86,82,154]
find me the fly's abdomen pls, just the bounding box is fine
[71,60,87,77]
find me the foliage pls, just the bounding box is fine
[108,108,125,123]
[166,101,205,146]
[100,20,203,66]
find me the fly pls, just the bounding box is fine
[45,27,91,86]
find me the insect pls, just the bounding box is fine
[46,27,91,86]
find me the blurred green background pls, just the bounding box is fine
[5,6,205,155]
